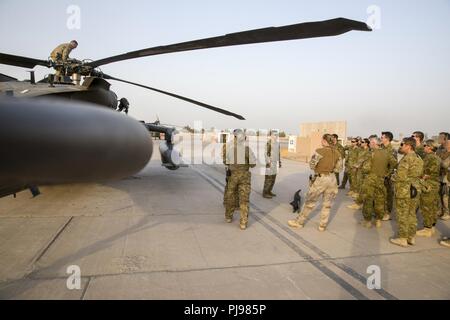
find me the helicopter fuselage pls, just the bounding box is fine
[0,76,118,109]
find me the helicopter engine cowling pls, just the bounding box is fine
[0,97,153,196]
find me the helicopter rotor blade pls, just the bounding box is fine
[0,53,50,69]
[102,74,245,120]
[87,18,371,68]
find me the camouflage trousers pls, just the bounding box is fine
[263,175,276,195]
[340,171,349,188]
[295,174,338,227]
[395,197,420,238]
[349,169,357,192]
[223,174,239,208]
[385,177,394,214]
[362,176,386,221]
[354,174,367,205]
[224,170,251,225]
[440,183,449,215]
[420,183,440,228]
[355,169,364,193]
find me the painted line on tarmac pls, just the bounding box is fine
[193,166,370,300]
[195,165,398,300]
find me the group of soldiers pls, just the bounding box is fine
[289,131,450,248]
[332,131,450,247]
[222,128,450,249]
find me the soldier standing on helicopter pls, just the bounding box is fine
[50,40,78,81]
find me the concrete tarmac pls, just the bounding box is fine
[1,154,449,300]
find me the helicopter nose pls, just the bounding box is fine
[0,97,153,187]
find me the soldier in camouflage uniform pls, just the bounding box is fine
[348,138,371,210]
[50,40,78,81]
[347,138,360,196]
[332,134,345,186]
[224,129,256,230]
[360,137,397,228]
[263,130,282,198]
[440,162,450,248]
[437,132,450,221]
[222,133,238,209]
[416,140,441,237]
[412,131,426,159]
[339,140,352,189]
[390,137,424,247]
[288,134,342,232]
[381,131,398,221]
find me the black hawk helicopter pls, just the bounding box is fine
[0,18,371,198]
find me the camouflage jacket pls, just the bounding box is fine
[265,139,281,173]
[392,151,424,198]
[436,146,447,159]
[347,146,360,168]
[335,142,346,161]
[415,144,426,159]
[440,151,450,183]
[50,43,74,62]
[353,148,371,170]
[225,142,256,172]
[423,153,441,182]
[382,143,398,165]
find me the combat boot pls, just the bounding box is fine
[416,228,433,237]
[382,213,391,221]
[347,203,362,210]
[390,238,408,247]
[288,220,304,229]
[225,218,233,223]
[240,223,247,230]
[269,192,277,197]
[361,220,372,228]
[440,213,450,221]
[351,193,360,200]
[440,238,450,248]
[262,193,273,199]
[407,237,416,246]
[318,224,327,232]
[375,220,382,228]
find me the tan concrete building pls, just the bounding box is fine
[289,121,347,162]
[300,121,347,140]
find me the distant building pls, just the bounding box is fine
[300,121,347,141]
[289,121,347,162]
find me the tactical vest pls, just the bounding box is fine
[315,147,340,174]
[227,144,255,172]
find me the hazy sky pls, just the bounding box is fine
[1,0,449,138]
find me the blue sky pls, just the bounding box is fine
[1,0,449,137]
